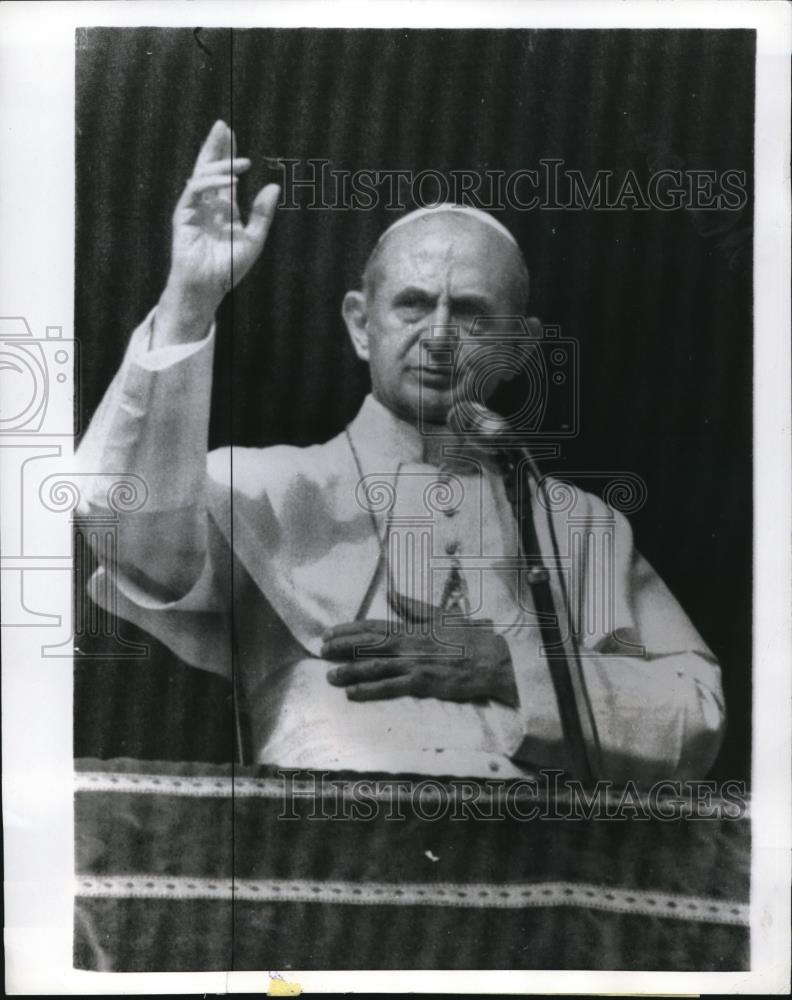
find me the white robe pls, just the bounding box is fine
[76,310,725,781]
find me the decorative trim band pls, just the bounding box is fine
[73,771,750,819]
[74,874,749,926]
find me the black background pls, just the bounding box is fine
[74,28,753,781]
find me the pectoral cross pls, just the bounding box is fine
[387,557,471,624]
[438,558,471,617]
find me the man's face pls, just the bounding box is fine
[344,215,527,426]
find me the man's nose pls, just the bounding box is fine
[431,300,453,328]
[430,323,459,344]
[424,319,459,367]
[426,299,458,344]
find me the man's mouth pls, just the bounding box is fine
[414,365,454,386]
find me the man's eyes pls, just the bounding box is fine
[393,295,433,319]
[455,302,488,321]
[391,296,490,323]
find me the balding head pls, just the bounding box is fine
[362,207,530,312]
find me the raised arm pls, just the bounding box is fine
[76,120,280,602]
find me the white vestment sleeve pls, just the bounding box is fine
[503,504,726,783]
[76,307,215,514]
[74,308,232,678]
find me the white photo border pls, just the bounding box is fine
[1,0,789,994]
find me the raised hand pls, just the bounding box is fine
[154,120,281,346]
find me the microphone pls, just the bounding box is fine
[445,398,520,459]
[445,398,529,488]
[445,399,510,442]
[446,399,600,783]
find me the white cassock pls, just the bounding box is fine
[76,310,725,782]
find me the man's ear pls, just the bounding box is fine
[342,290,370,362]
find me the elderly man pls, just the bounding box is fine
[77,121,725,782]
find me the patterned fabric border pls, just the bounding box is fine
[73,769,750,818]
[75,874,749,926]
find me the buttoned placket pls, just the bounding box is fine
[434,464,470,616]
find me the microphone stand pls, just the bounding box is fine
[499,450,597,785]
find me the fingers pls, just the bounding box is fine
[321,630,391,660]
[177,173,239,214]
[193,120,235,171]
[187,174,239,195]
[327,659,406,687]
[324,620,392,639]
[345,677,412,702]
[180,174,238,205]
[194,157,252,179]
[321,620,394,659]
[244,183,282,251]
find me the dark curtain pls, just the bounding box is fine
[74,28,753,781]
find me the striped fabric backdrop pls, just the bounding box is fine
[74,28,754,780]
